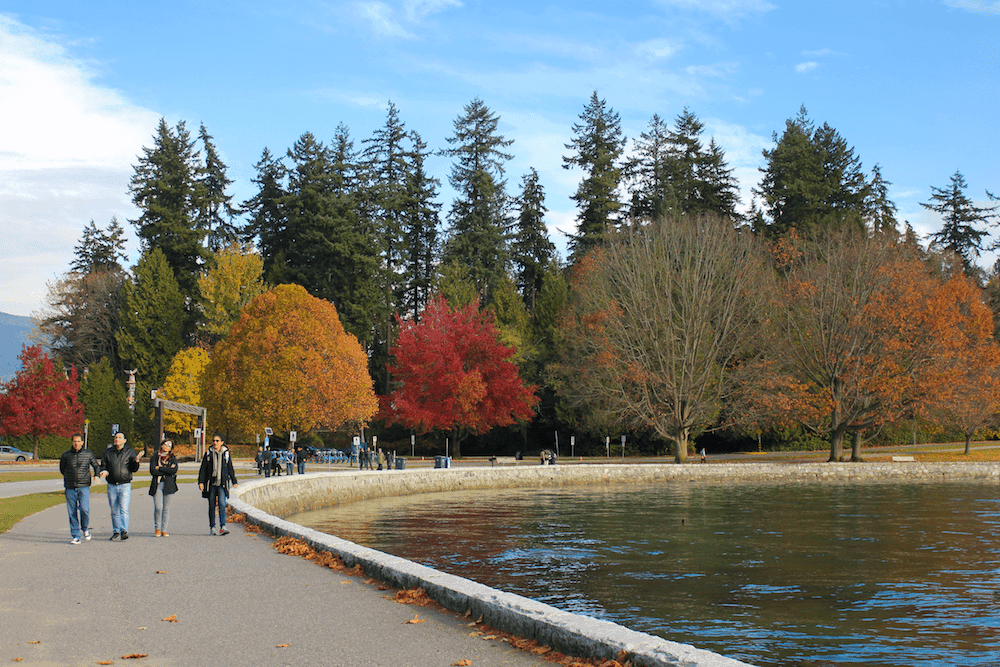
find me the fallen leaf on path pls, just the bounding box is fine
[27,641,40,645]
[161,615,178,623]
[13,658,22,662]
[121,654,148,659]
[453,660,472,666]
[97,662,113,665]
[529,646,551,655]
[404,614,425,624]
[340,580,350,584]
[155,571,167,574]
[276,644,289,648]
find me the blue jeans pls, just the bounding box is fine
[297,461,305,475]
[65,487,90,539]
[286,461,293,475]
[208,484,227,529]
[107,482,131,533]
[153,487,173,532]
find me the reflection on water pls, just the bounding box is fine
[289,481,1000,666]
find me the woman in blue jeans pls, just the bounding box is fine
[198,434,238,536]
[149,439,178,537]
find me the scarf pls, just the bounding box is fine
[212,448,224,486]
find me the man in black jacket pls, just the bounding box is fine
[59,434,102,545]
[100,432,141,541]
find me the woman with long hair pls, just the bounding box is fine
[149,439,178,537]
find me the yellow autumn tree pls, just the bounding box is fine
[201,284,377,436]
[160,347,210,434]
[198,244,267,342]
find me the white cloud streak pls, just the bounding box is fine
[944,0,1000,16]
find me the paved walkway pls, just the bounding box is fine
[0,485,550,667]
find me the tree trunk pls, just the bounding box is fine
[964,432,972,455]
[32,434,39,461]
[451,428,463,459]
[849,431,865,462]
[828,425,846,462]
[674,428,689,464]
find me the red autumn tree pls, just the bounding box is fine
[383,294,539,457]
[0,345,84,460]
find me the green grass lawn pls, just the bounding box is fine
[0,491,66,534]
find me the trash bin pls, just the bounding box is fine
[395,457,406,470]
[434,455,451,469]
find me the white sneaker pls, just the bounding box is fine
[209,527,217,536]
[84,530,91,541]
[70,537,81,545]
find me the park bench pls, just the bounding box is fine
[489,456,518,467]
[891,455,916,462]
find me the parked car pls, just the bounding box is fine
[0,445,31,462]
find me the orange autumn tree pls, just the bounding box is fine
[925,273,1000,454]
[202,284,377,438]
[769,233,995,461]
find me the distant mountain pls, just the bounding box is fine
[0,312,34,382]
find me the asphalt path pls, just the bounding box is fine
[0,481,551,667]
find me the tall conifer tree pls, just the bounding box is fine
[440,97,514,301]
[563,91,625,262]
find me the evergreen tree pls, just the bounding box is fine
[627,113,671,225]
[71,217,128,273]
[196,123,239,252]
[242,147,288,283]
[921,170,999,272]
[627,109,738,224]
[511,168,555,311]
[864,163,899,237]
[563,91,626,262]
[440,97,515,300]
[129,118,207,303]
[116,248,185,390]
[327,124,381,350]
[78,357,132,457]
[400,131,441,321]
[755,106,870,237]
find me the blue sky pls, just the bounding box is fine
[1,0,997,318]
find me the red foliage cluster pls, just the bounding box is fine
[0,345,83,459]
[383,295,538,448]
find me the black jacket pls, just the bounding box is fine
[198,446,237,498]
[59,448,102,489]
[102,445,140,484]
[148,455,179,496]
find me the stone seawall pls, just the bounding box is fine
[230,462,999,667]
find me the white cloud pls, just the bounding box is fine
[0,17,159,172]
[944,0,1000,16]
[634,38,682,60]
[0,17,153,316]
[795,61,819,74]
[403,0,462,21]
[355,2,414,38]
[653,0,777,18]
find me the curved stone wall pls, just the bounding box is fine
[230,462,1000,667]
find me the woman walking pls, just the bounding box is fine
[198,434,238,536]
[149,439,178,537]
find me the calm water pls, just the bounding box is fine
[289,482,1000,666]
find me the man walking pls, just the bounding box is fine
[100,431,141,540]
[59,433,102,544]
[198,434,238,536]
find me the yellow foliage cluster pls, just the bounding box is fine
[160,347,209,434]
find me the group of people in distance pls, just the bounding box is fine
[58,431,238,544]
[254,442,308,477]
